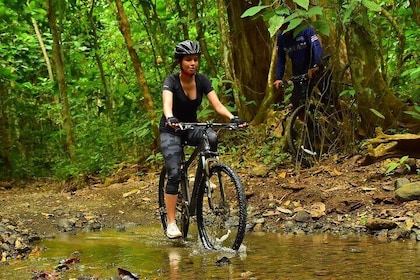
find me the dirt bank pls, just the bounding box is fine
[0,157,419,262]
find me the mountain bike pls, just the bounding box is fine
[285,61,353,168]
[158,122,247,250]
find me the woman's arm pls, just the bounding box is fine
[207,91,235,120]
[162,89,174,118]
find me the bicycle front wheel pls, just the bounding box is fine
[158,166,189,238]
[286,104,317,168]
[196,163,247,250]
[286,104,340,168]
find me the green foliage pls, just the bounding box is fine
[404,106,420,120]
[384,155,410,175]
[241,0,329,37]
[370,108,385,119]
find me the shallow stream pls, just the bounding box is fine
[2,224,420,279]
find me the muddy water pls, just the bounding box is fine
[3,224,420,279]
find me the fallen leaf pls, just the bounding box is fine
[279,171,287,178]
[123,189,139,198]
[41,212,54,218]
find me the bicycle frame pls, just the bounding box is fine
[179,124,222,217]
[158,121,246,250]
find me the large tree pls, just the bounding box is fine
[115,0,158,139]
[47,0,76,160]
[224,0,272,122]
[344,4,405,137]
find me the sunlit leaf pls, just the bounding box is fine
[241,5,271,18]
[370,108,385,119]
[361,0,382,12]
[294,0,309,10]
[268,15,285,37]
[307,6,323,17]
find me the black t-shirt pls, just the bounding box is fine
[159,72,213,132]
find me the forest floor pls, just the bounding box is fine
[1,155,420,263]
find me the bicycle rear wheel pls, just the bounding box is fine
[196,163,247,250]
[287,103,338,168]
[158,166,189,238]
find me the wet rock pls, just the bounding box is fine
[0,218,39,262]
[395,178,411,190]
[57,218,76,232]
[395,181,420,201]
[215,256,230,266]
[365,218,397,231]
[388,227,411,241]
[294,210,311,223]
[413,213,420,227]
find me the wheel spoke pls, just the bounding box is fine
[197,163,246,250]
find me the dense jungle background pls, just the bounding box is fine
[0,0,419,181]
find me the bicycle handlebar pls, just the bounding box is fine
[289,73,309,83]
[279,73,309,88]
[177,122,239,131]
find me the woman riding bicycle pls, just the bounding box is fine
[159,40,247,239]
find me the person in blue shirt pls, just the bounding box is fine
[273,23,326,108]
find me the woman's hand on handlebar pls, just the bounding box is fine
[231,116,248,129]
[166,116,180,128]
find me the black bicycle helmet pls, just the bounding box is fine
[174,40,201,60]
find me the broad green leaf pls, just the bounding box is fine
[385,162,399,174]
[370,108,385,119]
[241,5,271,18]
[307,6,323,17]
[361,0,382,12]
[339,89,356,97]
[343,1,357,23]
[294,0,309,10]
[400,156,409,163]
[283,18,304,34]
[312,20,330,36]
[404,111,420,120]
[268,15,285,37]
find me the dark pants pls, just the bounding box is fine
[160,128,217,195]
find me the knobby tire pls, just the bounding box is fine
[196,163,247,250]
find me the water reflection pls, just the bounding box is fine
[2,225,420,279]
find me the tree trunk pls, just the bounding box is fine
[409,0,420,26]
[224,0,272,121]
[131,0,170,77]
[31,18,54,82]
[115,0,159,139]
[252,36,278,125]
[0,87,12,178]
[192,0,217,77]
[216,0,244,118]
[344,5,405,137]
[47,0,76,161]
[175,0,189,39]
[88,0,113,120]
